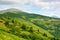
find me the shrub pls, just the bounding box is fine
[51,38,59,40]
[28,34,42,40]
[28,27,33,33]
[12,20,14,23]
[4,21,9,26]
[21,24,26,30]
[20,34,29,39]
[43,33,47,37]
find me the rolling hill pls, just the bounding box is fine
[0,8,60,40]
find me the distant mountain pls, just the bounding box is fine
[51,15,59,18]
[0,8,60,40]
[0,8,21,14]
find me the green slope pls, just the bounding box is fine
[0,30,25,40]
[1,9,60,38]
[0,17,54,40]
[0,8,60,40]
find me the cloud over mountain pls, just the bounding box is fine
[0,0,60,18]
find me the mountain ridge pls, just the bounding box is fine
[0,8,60,18]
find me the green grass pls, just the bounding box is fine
[0,8,60,40]
[0,17,54,40]
[0,30,26,40]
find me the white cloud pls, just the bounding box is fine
[0,0,60,18]
[30,0,60,10]
[0,0,29,5]
[0,0,60,10]
[29,0,60,17]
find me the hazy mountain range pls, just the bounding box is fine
[0,8,60,40]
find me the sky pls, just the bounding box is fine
[0,0,60,18]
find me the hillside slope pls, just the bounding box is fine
[1,9,60,38]
[0,17,55,40]
[0,30,25,40]
[0,8,60,40]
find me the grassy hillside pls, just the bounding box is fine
[0,9,60,40]
[0,30,25,40]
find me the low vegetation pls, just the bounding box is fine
[0,9,60,40]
